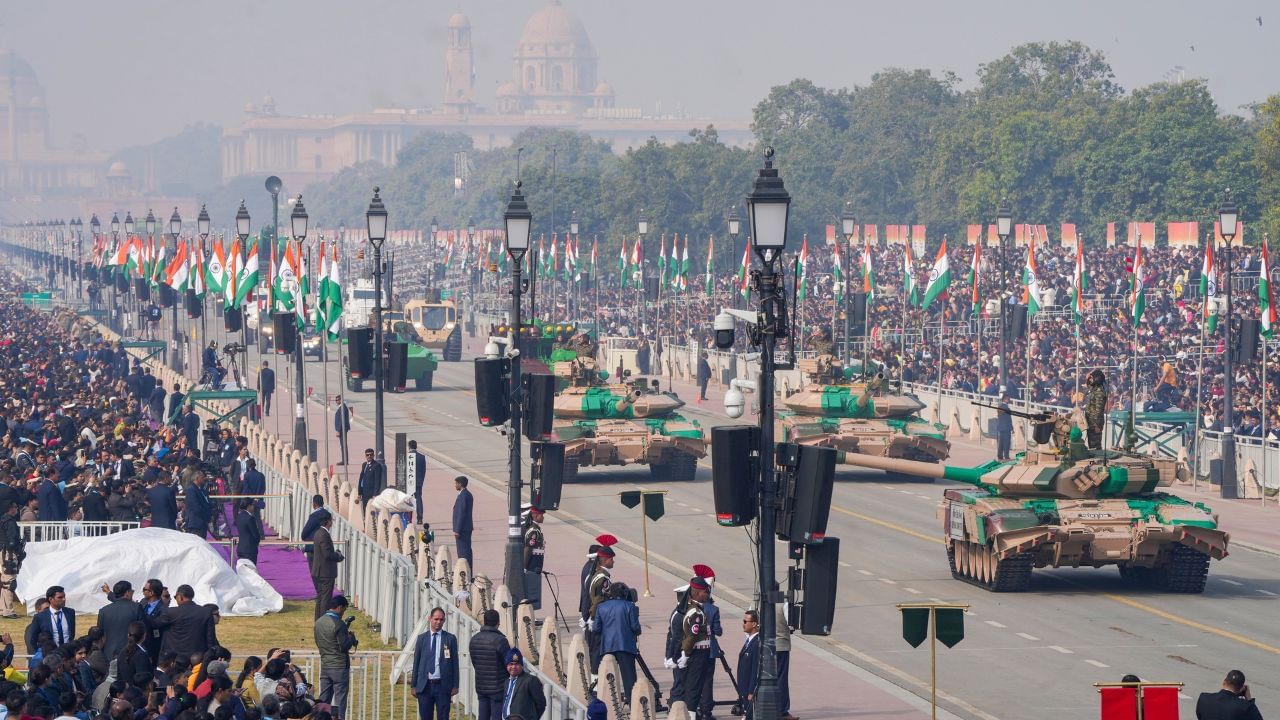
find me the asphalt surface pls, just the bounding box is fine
[205,323,1280,720]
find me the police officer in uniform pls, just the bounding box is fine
[677,575,713,716]
[581,545,614,673]
[521,504,546,610]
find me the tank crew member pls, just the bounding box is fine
[1085,369,1109,450]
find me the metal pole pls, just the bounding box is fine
[373,242,386,464]
[294,235,309,458]
[1222,232,1238,497]
[930,607,938,720]
[999,233,1009,393]
[640,496,653,598]
[754,256,780,720]
[505,256,527,602]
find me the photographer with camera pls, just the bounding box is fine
[0,500,24,618]
[314,595,357,720]
[593,581,642,705]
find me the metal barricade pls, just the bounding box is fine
[18,520,140,542]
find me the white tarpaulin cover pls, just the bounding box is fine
[368,488,415,514]
[16,527,283,616]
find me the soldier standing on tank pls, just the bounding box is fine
[1085,369,1109,450]
[676,576,713,717]
[521,505,545,610]
[996,394,1014,461]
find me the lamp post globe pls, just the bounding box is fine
[145,209,156,238]
[198,205,211,239]
[366,187,388,466]
[995,199,1013,395]
[168,208,182,239]
[124,212,134,236]
[841,201,857,241]
[235,201,251,241]
[110,213,120,237]
[569,211,579,238]
[746,147,791,262]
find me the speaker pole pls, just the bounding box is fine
[503,180,532,606]
[1219,193,1238,499]
[292,228,310,459]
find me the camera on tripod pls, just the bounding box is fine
[223,342,245,355]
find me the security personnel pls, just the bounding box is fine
[522,505,546,610]
[663,583,691,703]
[582,545,614,672]
[677,575,713,716]
[0,502,24,618]
[578,534,617,622]
[1085,369,1109,450]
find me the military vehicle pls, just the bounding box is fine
[778,355,949,479]
[550,354,706,482]
[343,316,440,392]
[841,412,1229,593]
[405,292,462,361]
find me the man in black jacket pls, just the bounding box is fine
[1196,669,1264,720]
[98,580,145,662]
[311,511,342,619]
[257,361,275,417]
[154,584,213,658]
[468,610,510,720]
[736,610,760,719]
[146,478,178,530]
[357,449,384,505]
[334,396,352,465]
[498,648,545,720]
[168,384,185,425]
[234,499,263,565]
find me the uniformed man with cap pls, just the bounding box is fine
[692,565,723,719]
[663,580,691,703]
[578,534,617,622]
[581,544,615,673]
[521,503,546,610]
[677,575,713,716]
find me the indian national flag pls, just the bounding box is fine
[705,235,715,295]
[275,241,299,312]
[190,241,206,297]
[591,237,598,278]
[920,237,950,310]
[235,239,260,309]
[1261,239,1275,340]
[619,237,629,289]
[862,237,876,302]
[166,240,190,292]
[125,237,142,278]
[224,238,243,309]
[1022,233,1042,319]
[1200,233,1218,334]
[969,241,981,317]
[205,239,228,295]
[315,240,329,330]
[1071,238,1087,325]
[832,235,845,303]
[797,235,810,301]
[678,235,690,291]
[903,240,918,307]
[323,242,343,339]
[1129,242,1146,327]
[738,241,751,300]
[629,235,642,287]
[658,234,667,288]
[150,242,167,288]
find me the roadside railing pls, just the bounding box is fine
[19,520,139,542]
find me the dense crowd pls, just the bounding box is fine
[405,236,1279,436]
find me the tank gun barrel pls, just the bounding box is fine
[854,372,887,411]
[613,388,642,414]
[839,453,996,486]
[974,401,1053,422]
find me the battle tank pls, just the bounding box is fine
[778,355,950,477]
[551,354,706,482]
[840,413,1229,592]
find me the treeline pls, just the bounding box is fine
[303,41,1280,270]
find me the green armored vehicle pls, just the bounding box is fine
[343,316,440,392]
[841,415,1229,592]
[551,354,706,482]
[778,355,950,477]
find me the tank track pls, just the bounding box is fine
[1152,545,1210,593]
[947,540,1034,592]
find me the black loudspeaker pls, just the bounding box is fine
[115,274,129,293]
[849,293,867,326]
[134,279,151,302]
[1004,303,1028,341]
[474,358,510,426]
[158,284,176,308]
[534,441,566,510]
[800,537,840,636]
[644,276,660,301]
[224,307,242,332]
[711,425,759,527]
[778,444,836,544]
[347,327,374,377]
[273,313,298,354]
[386,341,409,390]
[185,289,202,318]
[523,373,556,441]
[1236,318,1261,362]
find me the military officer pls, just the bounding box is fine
[1085,369,1109,450]
[522,504,546,610]
[677,575,713,716]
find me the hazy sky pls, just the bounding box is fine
[8,0,1277,153]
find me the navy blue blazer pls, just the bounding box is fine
[241,469,266,507]
[185,484,212,529]
[36,479,68,521]
[411,629,459,693]
[147,484,179,530]
[34,607,77,646]
[452,489,473,535]
[736,633,760,700]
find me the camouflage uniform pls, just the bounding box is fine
[1085,375,1109,450]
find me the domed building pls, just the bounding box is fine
[505,0,599,115]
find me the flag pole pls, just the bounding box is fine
[1193,230,1210,492]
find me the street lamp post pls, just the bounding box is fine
[291,197,311,457]
[198,205,211,345]
[236,202,252,375]
[841,201,857,365]
[502,179,532,604]
[570,211,580,319]
[1218,193,1239,498]
[996,200,1013,394]
[366,188,389,465]
[727,206,741,309]
[124,212,135,327]
[90,215,101,310]
[110,213,121,333]
[637,211,649,334]
[168,208,185,373]
[146,210,157,341]
[746,148,791,720]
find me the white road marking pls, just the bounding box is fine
[899,490,914,495]
[904,587,922,595]
[929,597,947,604]
[858,569,874,576]
[690,507,704,513]
[1220,578,1243,586]
[1016,632,1040,641]
[879,578,898,585]
[964,609,977,616]
[1180,693,1192,700]
[1048,645,1074,654]
[984,620,1007,628]
[838,561,852,568]
[1085,659,1110,668]
[1257,589,1278,596]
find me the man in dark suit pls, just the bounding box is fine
[311,510,342,620]
[257,361,275,417]
[411,607,459,720]
[452,475,474,572]
[300,494,326,541]
[409,440,427,521]
[180,405,201,451]
[36,475,68,521]
[334,396,351,465]
[137,578,167,662]
[498,648,545,720]
[147,383,167,426]
[147,478,179,530]
[168,384,185,425]
[1196,669,1263,720]
[234,499,263,565]
[34,585,76,646]
[996,394,1014,462]
[154,584,213,659]
[357,448,384,505]
[184,472,213,538]
[98,580,145,661]
[736,610,761,718]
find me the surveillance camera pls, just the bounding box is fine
[714,311,735,350]
[483,341,500,359]
[724,386,746,419]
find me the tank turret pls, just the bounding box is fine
[553,385,685,420]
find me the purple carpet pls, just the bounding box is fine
[211,542,326,600]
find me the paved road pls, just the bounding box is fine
[209,325,1280,720]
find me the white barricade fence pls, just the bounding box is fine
[19,521,140,542]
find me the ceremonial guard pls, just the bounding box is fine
[582,543,615,673]
[522,504,546,610]
[677,575,713,716]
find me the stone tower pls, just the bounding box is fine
[443,13,475,114]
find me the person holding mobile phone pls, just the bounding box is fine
[1196,669,1263,720]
